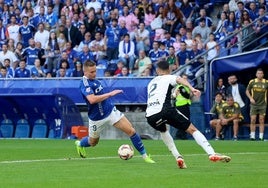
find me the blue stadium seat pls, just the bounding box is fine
[31,119,47,138]
[14,119,30,138]
[0,119,14,138]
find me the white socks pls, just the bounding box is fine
[160,131,181,159]
[192,130,215,156]
[250,132,255,139]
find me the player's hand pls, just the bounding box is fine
[191,88,201,97]
[110,90,123,96]
[250,98,255,104]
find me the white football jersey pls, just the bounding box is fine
[146,75,177,117]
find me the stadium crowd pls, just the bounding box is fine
[0,0,267,79]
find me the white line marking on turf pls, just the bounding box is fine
[1,152,268,164]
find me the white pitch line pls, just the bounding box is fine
[1,152,268,164]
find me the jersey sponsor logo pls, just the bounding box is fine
[148,99,160,107]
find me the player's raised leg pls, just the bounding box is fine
[114,116,155,163]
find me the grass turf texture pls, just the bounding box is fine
[0,139,267,188]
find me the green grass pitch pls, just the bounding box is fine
[0,139,267,188]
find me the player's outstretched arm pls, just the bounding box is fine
[176,76,201,97]
[86,90,123,104]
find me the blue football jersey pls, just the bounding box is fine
[80,76,114,121]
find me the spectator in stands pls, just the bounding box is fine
[72,12,84,30]
[215,95,243,141]
[14,59,30,78]
[133,22,150,54]
[206,33,219,62]
[22,38,42,70]
[214,77,227,100]
[214,11,228,38]
[7,39,16,53]
[63,19,80,49]
[104,18,120,61]
[188,42,204,88]
[192,18,211,44]
[89,31,106,61]
[45,4,58,29]
[194,0,215,17]
[167,46,179,72]
[33,0,47,16]
[33,6,47,28]
[118,33,136,74]
[118,5,139,33]
[235,1,249,21]
[193,33,205,50]
[134,50,152,77]
[216,3,230,19]
[255,6,268,46]
[56,67,67,78]
[86,0,102,14]
[173,33,182,52]
[180,0,195,22]
[240,19,256,52]
[3,58,15,78]
[184,30,194,50]
[162,0,185,37]
[209,92,226,140]
[176,41,190,75]
[143,4,156,31]
[246,68,268,141]
[159,42,169,58]
[116,66,133,77]
[95,18,107,37]
[57,33,67,52]
[148,41,161,75]
[78,45,95,64]
[45,31,61,76]
[162,31,176,50]
[6,15,20,46]
[84,9,98,35]
[194,8,213,28]
[113,60,124,76]
[0,43,18,69]
[72,61,84,77]
[57,59,73,77]
[31,58,46,78]
[76,32,92,53]
[248,2,259,21]
[18,16,35,48]
[34,23,50,49]
[223,11,239,49]
[0,66,13,78]
[62,42,76,70]
[21,0,34,19]
[226,74,249,124]
[0,18,7,48]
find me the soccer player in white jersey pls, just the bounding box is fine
[145,60,231,169]
[75,60,155,164]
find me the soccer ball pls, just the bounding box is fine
[118,144,134,160]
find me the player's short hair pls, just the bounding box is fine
[84,60,96,67]
[157,60,169,71]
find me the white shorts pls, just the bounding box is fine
[88,107,124,138]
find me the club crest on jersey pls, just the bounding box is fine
[86,88,91,92]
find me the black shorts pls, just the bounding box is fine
[146,105,191,132]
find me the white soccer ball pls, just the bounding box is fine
[118,144,134,160]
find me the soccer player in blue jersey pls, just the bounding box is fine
[75,60,155,163]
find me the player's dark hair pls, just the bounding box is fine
[157,60,169,71]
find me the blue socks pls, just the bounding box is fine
[80,136,90,147]
[130,133,146,155]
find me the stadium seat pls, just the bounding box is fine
[0,119,14,138]
[14,119,30,138]
[31,119,47,138]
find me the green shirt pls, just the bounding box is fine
[220,102,244,120]
[175,84,191,107]
[247,78,268,106]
